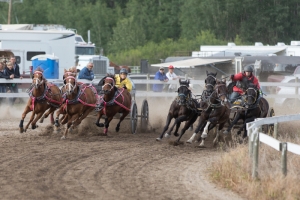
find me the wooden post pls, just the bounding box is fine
[274,123,278,139]
[280,142,287,176]
[252,127,260,179]
[185,74,188,80]
[146,73,150,92]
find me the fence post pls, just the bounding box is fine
[146,73,150,92]
[274,123,278,139]
[185,74,188,80]
[252,127,260,179]
[247,123,253,157]
[295,77,298,106]
[280,142,287,176]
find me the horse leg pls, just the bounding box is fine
[224,111,241,134]
[199,121,213,147]
[72,108,93,127]
[19,105,32,133]
[95,111,104,127]
[187,120,206,143]
[242,117,256,138]
[156,114,172,141]
[61,114,76,139]
[172,122,181,137]
[175,114,198,144]
[103,116,114,135]
[31,111,47,130]
[24,111,36,132]
[39,107,55,123]
[116,111,130,132]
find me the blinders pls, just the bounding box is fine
[64,75,77,95]
[177,85,190,105]
[205,74,217,92]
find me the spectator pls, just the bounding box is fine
[153,67,168,92]
[166,65,179,92]
[78,62,94,81]
[10,56,22,79]
[0,62,9,93]
[115,68,133,93]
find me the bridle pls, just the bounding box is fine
[32,71,44,89]
[102,77,115,94]
[64,75,77,95]
[177,85,190,106]
[205,75,217,92]
[245,87,258,106]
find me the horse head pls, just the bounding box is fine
[102,74,116,95]
[213,79,228,105]
[205,71,217,92]
[245,83,258,106]
[177,79,191,105]
[63,68,77,95]
[32,67,45,89]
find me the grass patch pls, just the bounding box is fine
[210,123,300,199]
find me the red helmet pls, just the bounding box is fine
[168,65,174,69]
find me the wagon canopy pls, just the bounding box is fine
[151,58,232,68]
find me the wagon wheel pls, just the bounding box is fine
[140,99,149,132]
[267,107,275,136]
[130,101,138,134]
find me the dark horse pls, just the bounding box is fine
[95,74,131,135]
[58,69,97,139]
[186,80,231,147]
[156,79,199,144]
[19,68,63,133]
[223,82,269,138]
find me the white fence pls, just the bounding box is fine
[0,77,300,98]
[246,115,300,178]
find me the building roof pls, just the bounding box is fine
[151,58,232,68]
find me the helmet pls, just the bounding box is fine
[168,65,174,69]
[244,65,253,72]
[120,68,128,74]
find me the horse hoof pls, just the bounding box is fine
[174,133,179,137]
[223,130,229,134]
[54,123,60,127]
[186,139,193,144]
[39,118,44,123]
[19,128,24,133]
[188,127,193,131]
[32,125,38,130]
[61,136,66,140]
[96,122,104,127]
[164,133,171,138]
[116,127,120,132]
[156,137,162,141]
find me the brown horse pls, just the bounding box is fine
[19,68,63,133]
[109,61,131,74]
[58,69,97,139]
[95,74,131,135]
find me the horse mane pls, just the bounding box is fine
[64,66,77,77]
[98,73,115,87]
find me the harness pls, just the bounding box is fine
[28,82,63,111]
[62,83,98,111]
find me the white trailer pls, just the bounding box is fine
[0,24,75,79]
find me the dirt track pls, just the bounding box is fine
[0,100,244,200]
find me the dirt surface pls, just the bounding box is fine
[0,99,245,200]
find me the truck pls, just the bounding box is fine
[0,24,112,80]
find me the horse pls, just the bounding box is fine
[95,74,132,135]
[19,68,63,133]
[223,82,269,138]
[186,80,231,147]
[109,61,131,74]
[155,79,199,145]
[57,69,97,139]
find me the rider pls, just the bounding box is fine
[229,65,261,104]
[114,68,132,93]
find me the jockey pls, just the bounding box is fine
[114,68,132,93]
[229,65,261,104]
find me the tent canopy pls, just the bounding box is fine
[151,58,232,68]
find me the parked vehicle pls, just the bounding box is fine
[274,75,300,108]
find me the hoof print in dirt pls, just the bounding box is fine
[168,141,184,146]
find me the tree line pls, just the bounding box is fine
[0,0,299,65]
